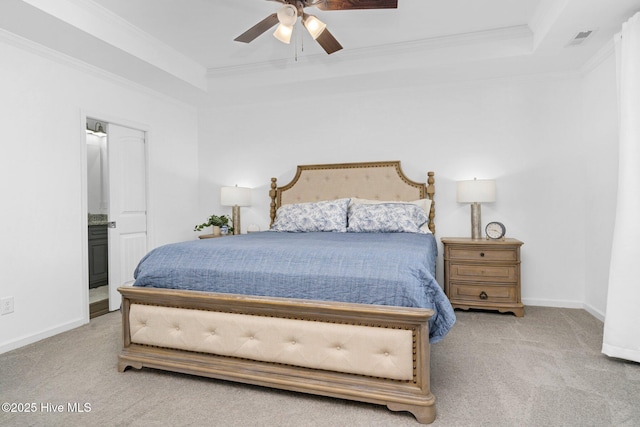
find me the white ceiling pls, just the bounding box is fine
[91,0,543,69]
[1,0,639,103]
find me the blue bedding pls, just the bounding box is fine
[133,232,455,343]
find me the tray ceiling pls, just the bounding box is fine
[1,0,638,102]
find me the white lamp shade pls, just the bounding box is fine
[302,14,326,40]
[220,186,252,207]
[456,179,496,203]
[274,4,297,44]
[273,23,294,44]
[277,4,298,26]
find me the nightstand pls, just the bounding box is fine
[441,237,524,317]
[198,234,230,239]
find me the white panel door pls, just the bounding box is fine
[107,124,147,311]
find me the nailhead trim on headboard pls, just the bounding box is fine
[269,161,435,234]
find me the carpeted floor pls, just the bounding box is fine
[1,306,639,426]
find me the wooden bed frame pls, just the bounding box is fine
[118,161,438,424]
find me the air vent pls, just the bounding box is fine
[566,30,595,47]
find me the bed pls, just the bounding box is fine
[118,161,455,424]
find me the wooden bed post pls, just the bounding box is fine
[427,172,435,235]
[269,177,277,227]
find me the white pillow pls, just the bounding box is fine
[349,198,433,233]
[271,198,350,232]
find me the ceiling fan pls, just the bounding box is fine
[234,0,398,55]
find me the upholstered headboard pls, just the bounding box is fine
[269,161,435,233]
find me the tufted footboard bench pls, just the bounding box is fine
[118,287,437,424]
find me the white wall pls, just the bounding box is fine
[581,50,619,319]
[0,36,200,353]
[0,30,621,355]
[200,69,593,307]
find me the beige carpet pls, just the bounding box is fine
[1,306,638,426]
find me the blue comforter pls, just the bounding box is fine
[133,232,455,343]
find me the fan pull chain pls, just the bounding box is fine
[293,23,304,62]
[294,24,298,62]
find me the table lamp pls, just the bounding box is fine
[220,185,252,235]
[456,178,496,239]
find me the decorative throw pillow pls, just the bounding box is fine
[271,198,350,232]
[347,203,429,233]
[349,198,432,233]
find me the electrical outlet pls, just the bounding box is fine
[1,297,14,315]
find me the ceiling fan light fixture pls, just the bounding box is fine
[277,4,298,26]
[302,14,327,40]
[273,23,294,44]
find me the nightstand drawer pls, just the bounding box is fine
[446,247,517,262]
[449,263,518,283]
[449,283,517,304]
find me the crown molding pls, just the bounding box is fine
[20,0,207,91]
[206,25,533,80]
[528,0,571,51]
[580,38,615,75]
[0,27,196,109]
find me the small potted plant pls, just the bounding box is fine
[194,214,233,236]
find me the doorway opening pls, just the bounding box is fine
[83,117,148,319]
[86,118,109,318]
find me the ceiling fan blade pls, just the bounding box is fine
[315,0,398,11]
[234,13,279,43]
[315,28,343,54]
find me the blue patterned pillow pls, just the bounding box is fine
[271,198,350,232]
[347,203,428,233]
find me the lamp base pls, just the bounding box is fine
[232,206,241,235]
[470,203,482,240]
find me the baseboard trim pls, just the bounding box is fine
[0,318,87,355]
[582,303,605,322]
[523,298,605,322]
[522,298,583,309]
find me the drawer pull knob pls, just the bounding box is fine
[480,252,485,257]
[479,291,488,300]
